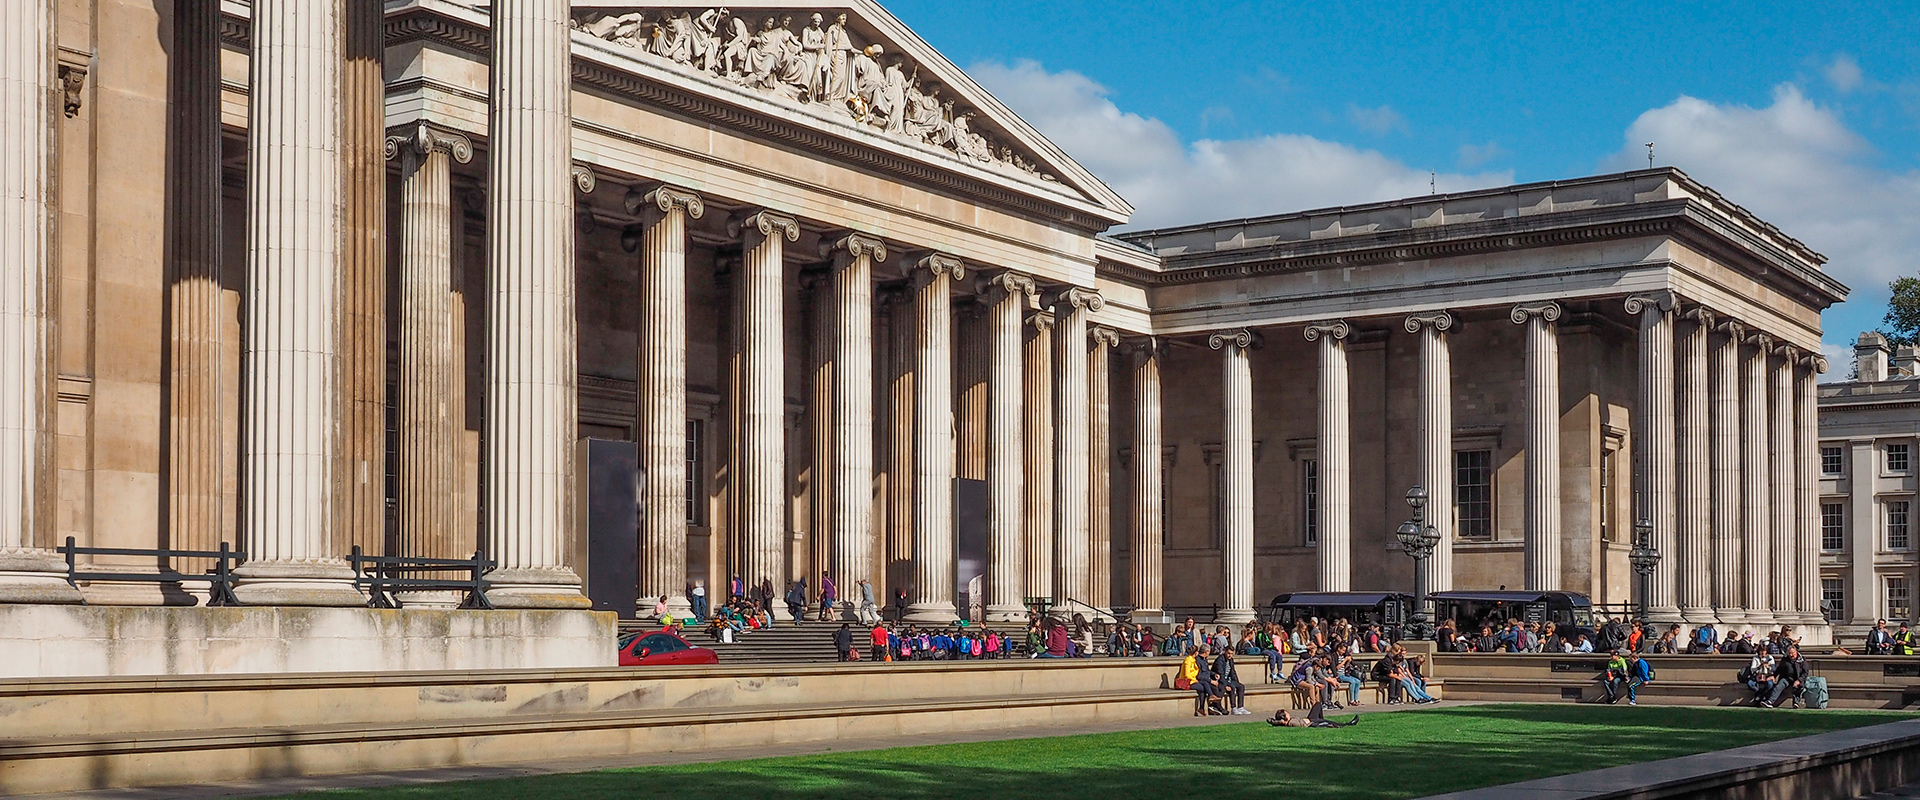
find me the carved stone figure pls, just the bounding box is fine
[801,14,828,102]
[692,8,728,73]
[880,57,908,133]
[904,80,946,144]
[583,12,647,47]
[824,13,853,101]
[654,12,696,64]
[720,12,752,77]
[847,44,885,122]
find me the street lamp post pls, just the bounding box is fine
[1396,486,1443,642]
[1629,518,1660,623]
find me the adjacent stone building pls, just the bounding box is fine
[1819,333,1920,644]
[0,0,1848,675]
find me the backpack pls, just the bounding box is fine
[1806,676,1830,709]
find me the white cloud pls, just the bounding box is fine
[969,60,1510,228]
[1605,85,1920,379]
[1347,103,1407,135]
[1457,141,1506,168]
[1825,54,1865,94]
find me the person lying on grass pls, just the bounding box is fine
[1269,701,1359,728]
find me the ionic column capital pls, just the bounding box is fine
[1402,311,1454,334]
[730,210,802,243]
[1302,320,1350,342]
[1127,336,1166,363]
[1509,301,1563,325]
[571,164,598,194]
[911,252,965,283]
[987,270,1038,301]
[1026,310,1056,333]
[1624,291,1677,316]
[826,232,889,264]
[624,184,706,220]
[1051,286,1103,313]
[383,122,474,164]
[1714,318,1745,339]
[1744,331,1775,350]
[1089,326,1121,348]
[1682,306,1717,328]
[1209,328,1257,351]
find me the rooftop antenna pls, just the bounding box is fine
[1430,170,1436,194]
[1645,142,1656,169]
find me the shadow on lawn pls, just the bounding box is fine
[276,705,1897,800]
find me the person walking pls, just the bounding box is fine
[833,623,854,662]
[858,579,878,625]
[819,571,838,621]
[689,580,708,621]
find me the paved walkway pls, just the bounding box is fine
[25,700,1459,800]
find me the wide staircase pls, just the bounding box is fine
[620,618,1040,665]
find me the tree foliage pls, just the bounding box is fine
[1884,276,1920,347]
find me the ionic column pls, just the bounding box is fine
[1796,356,1827,633]
[234,0,362,605]
[731,211,800,603]
[1741,333,1774,628]
[1128,339,1168,625]
[1305,321,1352,592]
[806,274,833,602]
[1627,293,1681,622]
[1051,288,1100,606]
[1406,312,1455,594]
[1088,326,1120,612]
[985,272,1036,621]
[1676,309,1716,623]
[481,0,590,608]
[906,254,964,621]
[0,0,82,602]
[1023,311,1056,606]
[830,233,885,618]
[884,288,916,598]
[633,186,704,618]
[1511,302,1562,591]
[1211,329,1257,623]
[1709,320,1747,625]
[1769,346,1798,626]
[337,0,390,560]
[386,124,473,578]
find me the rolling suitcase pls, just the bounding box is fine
[1805,676,1829,709]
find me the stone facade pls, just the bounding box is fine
[0,0,1848,675]
[1818,333,1920,645]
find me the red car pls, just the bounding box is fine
[617,629,719,666]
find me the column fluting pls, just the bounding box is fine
[1512,302,1563,591]
[1306,321,1352,592]
[1796,357,1826,634]
[1627,293,1681,621]
[1051,289,1099,608]
[884,288,916,602]
[235,0,362,605]
[338,0,389,560]
[1087,325,1120,612]
[1741,333,1775,629]
[1676,309,1716,622]
[1128,340,1168,624]
[1023,311,1055,608]
[985,272,1036,621]
[1710,321,1747,625]
[830,233,885,619]
[1406,312,1455,594]
[1769,346,1798,627]
[906,254,963,621]
[731,212,799,606]
[634,186,703,617]
[1212,330,1256,623]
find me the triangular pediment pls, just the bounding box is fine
[569,0,1132,225]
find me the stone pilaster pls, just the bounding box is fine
[1769,346,1798,627]
[906,254,963,621]
[1051,288,1099,606]
[482,0,589,608]
[1741,333,1775,629]
[234,0,362,606]
[1305,320,1352,592]
[166,0,227,569]
[1211,329,1256,623]
[1710,320,1747,625]
[985,272,1036,621]
[632,186,703,618]
[1087,325,1120,612]
[830,233,885,618]
[1627,292,1681,622]
[1796,356,1828,635]
[1676,308,1716,623]
[386,124,473,576]
[1023,311,1055,608]
[1128,339,1169,625]
[1511,302,1562,591]
[0,0,82,602]
[1405,311,1454,594]
[338,0,389,560]
[730,211,799,601]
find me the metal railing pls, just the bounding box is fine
[58,536,246,606]
[347,546,494,610]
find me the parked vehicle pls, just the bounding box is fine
[1430,590,1597,642]
[617,629,719,666]
[1268,591,1414,639]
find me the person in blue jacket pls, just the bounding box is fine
[1625,651,1655,705]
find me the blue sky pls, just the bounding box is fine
[884,0,1920,367]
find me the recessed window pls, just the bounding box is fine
[1822,578,1845,623]
[1888,443,1912,474]
[1455,449,1494,541]
[1887,576,1911,622]
[1300,458,1319,547]
[1822,446,1845,477]
[1888,500,1912,552]
[1822,503,1846,551]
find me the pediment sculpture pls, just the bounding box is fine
[574,8,1058,183]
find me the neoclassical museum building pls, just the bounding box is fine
[0,0,1848,674]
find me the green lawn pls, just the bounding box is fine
[269,705,1909,800]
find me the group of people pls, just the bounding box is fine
[837,622,1016,662]
[1162,617,1439,716]
[1738,645,1815,708]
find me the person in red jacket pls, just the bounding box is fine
[869,622,890,662]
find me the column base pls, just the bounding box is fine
[482,566,592,610]
[904,601,958,624]
[1713,608,1747,629]
[1214,608,1255,625]
[231,560,367,607]
[1679,606,1718,625]
[1647,606,1685,625]
[663,594,694,620]
[984,603,1028,622]
[0,549,84,604]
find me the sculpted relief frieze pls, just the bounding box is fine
[573,8,1059,184]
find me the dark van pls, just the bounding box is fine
[1430,590,1597,643]
[1268,592,1415,640]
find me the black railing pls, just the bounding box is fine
[347,546,494,610]
[58,536,246,606]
